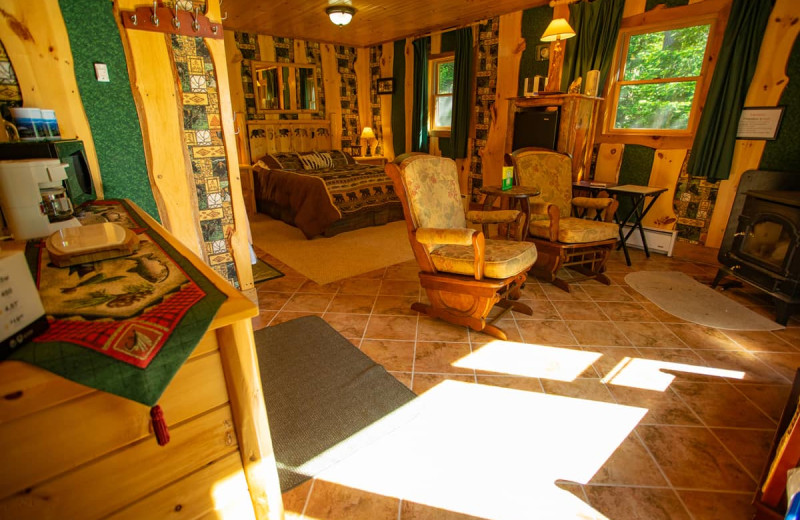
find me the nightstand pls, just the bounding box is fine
[354,156,387,167]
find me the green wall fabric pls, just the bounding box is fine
[760,35,800,172]
[392,39,406,156]
[59,0,159,221]
[519,5,554,96]
[617,145,656,218]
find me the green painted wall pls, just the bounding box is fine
[760,35,800,172]
[519,5,554,96]
[59,0,159,220]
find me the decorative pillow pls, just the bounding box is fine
[315,152,336,169]
[328,150,351,168]
[298,151,331,170]
[257,152,303,170]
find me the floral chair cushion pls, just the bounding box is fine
[430,239,538,279]
[513,150,573,218]
[529,217,618,243]
[400,155,467,233]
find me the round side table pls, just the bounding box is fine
[479,185,541,240]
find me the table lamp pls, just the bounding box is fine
[360,126,376,157]
[541,18,576,92]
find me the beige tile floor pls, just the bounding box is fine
[252,244,798,520]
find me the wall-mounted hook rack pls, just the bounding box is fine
[121,3,223,39]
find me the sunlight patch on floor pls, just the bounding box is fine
[453,340,601,381]
[601,357,745,391]
[311,380,643,519]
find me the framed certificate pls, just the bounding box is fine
[736,107,785,140]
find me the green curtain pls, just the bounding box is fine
[560,0,624,93]
[392,39,406,156]
[687,0,773,181]
[450,27,473,159]
[412,37,430,152]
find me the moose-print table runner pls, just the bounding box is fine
[10,199,227,407]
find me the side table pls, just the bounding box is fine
[480,185,541,240]
[605,184,668,266]
[354,156,387,167]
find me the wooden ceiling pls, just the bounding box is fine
[221,0,550,47]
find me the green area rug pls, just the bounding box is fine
[254,316,417,491]
[252,258,283,284]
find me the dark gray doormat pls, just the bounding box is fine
[254,315,417,492]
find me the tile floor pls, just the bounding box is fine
[252,244,799,520]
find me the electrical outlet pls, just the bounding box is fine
[94,63,110,82]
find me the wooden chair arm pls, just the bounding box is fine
[415,227,476,246]
[466,209,521,224]
[547,204,561,242]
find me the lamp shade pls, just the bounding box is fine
[360,126,376,140]
[541,18,576,42]
[326,5,355,26]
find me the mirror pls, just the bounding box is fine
[251,61,318,113]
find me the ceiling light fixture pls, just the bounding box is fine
[326,5,356,26]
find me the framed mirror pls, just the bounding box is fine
[251,61,318,113]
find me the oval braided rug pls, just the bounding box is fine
[625,271,783,331]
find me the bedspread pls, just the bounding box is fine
[252,162,400,239]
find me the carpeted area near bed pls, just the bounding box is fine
[249,214,414,285]
[254,316,417,492]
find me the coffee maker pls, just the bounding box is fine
[0,158,81,240]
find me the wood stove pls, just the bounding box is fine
[713,170,800,325]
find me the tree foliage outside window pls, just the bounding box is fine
[613,24,711,131]
[431,57,454,131]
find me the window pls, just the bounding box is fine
[429,55,454,134]
[608,20,715,134]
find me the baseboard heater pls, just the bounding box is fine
[621,225,678,257]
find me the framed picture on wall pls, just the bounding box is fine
[736,106,785,140]
[377,78,394,94]
[536,44,550,61]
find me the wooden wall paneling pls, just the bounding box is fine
[483,12,524,187]
[294,39,308,64]
[0,351,230,498]
[0,332,219,426]
[321,43,343,148]
[106,451,252,520]
[224,31,247,120]
[622,0,647,18]
[642,149,686,229]
[379,42,395,160]
[0,407,241,520]
[116,1,205,258]
[356,47,372,139]
[405,38,414,153]
[207,35,255,292]
[706,0,799,248]
[0,1,104,199]
[593,143,625,184]
[257,35,276,62]
[216,319,285,520]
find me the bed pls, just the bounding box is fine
[251,149,404,238]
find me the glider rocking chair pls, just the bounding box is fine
[386,154,538,340]
[508,147,619,292]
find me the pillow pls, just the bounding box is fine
[298,151,333,170]
[257,152,303,170]
[327,150,351,168]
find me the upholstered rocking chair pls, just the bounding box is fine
[385,154,538,340]
[508,147,619,292]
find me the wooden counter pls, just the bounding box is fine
[0,201,284,520]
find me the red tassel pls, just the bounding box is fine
[150,405,170,446]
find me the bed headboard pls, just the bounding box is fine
[247,120,332,161]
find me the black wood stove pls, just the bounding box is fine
[712,170,800,325]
